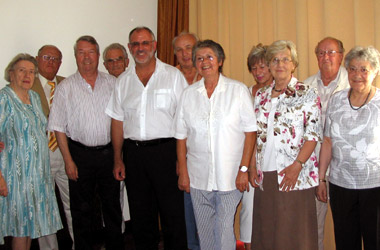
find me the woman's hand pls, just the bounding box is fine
[316,182,328,203]
[278,161,302,192]
[0,175,8,197]
[236,171,249,192]
[248,168,260,188]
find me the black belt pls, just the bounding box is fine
[68,138,112,151]
[126,138,174,147]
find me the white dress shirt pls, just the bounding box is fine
[174,75,257,191]
[48,71,116,146]
[106,59,187,140]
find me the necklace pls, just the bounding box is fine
[273,88,282,92]
[348,87,371,111]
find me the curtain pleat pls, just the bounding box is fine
[157,0,189,66]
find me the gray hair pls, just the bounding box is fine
[37,45,62,59]
[192,39,225,73]
[129,26,156,42]
[102,43,128,61]
[315,37,345,54]
[344,46,380,72]
[172,31,199,50]
[266,40,299,69]
[247,43,268,71]
[4,53,38,82]
[74,35,99,54]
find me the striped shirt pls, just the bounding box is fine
[48,71,116,146]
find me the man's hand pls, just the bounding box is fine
[113,160,126,181]
[65,160,79,181]
[178,171,190,193]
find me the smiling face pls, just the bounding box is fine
[269,49,295,84]
[75,41,99,75]
[128,29,157,65]
[36,46,62,81]
[316,39,343,75]
[174,34,197,69]
[269,49,296,82]
[250,59,273,86]
[195,47,222,79]
[10,60,36,92]
[348,58,378,93]
[103,48,129,77]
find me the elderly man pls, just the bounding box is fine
[172,31,201,250]
[31,45,74,250]
[173,32,202,84]
[106,26,188,250]
[48,36,123,250]
[304,37,350,250]
[103,43,129,77]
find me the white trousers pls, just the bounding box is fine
[38,149,74,250]
[239,183,254,243]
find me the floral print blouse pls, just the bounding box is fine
[253,77,322,191]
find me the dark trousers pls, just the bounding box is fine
[123,138,187,250]
[68,140,123,250]
[330,183,380,250]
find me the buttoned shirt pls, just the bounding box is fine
[48,71,116,146]
[304,66,349,127]
[325,89,380,189]
[175,75,257,191]
[254,77,322,191]
[106,59,187,140]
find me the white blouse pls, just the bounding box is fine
[174,75,257,191]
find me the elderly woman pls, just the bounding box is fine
[175,40,257,250]
[249,40,321,250]
[239,43,273,250]
[0,54,62,249]
[316,46,380,250]
[248,43,274,97]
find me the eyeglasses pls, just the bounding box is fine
[105,57,124,63]
[271,57,292,65]
[196,55,215,62]
[14,67,36,75]
[129,40,154,48]
[347,66,370,74]
[42,55,61,62]
[317,50,340,57]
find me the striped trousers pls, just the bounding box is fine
[190,188,242,250]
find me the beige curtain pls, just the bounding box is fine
[189,0,380,87]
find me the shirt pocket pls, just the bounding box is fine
[154,89,172,110]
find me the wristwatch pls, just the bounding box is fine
[239,165,248,173]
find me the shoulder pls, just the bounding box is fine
[56,75,65,83]
[156,59,183,77]
[303,73,319,87]
[99,71,116,82]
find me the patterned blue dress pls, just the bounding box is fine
[0,86,62,244]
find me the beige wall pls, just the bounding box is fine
[0,0,158,88]
[189,0,380,87]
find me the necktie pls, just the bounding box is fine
[47,81,58,152]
